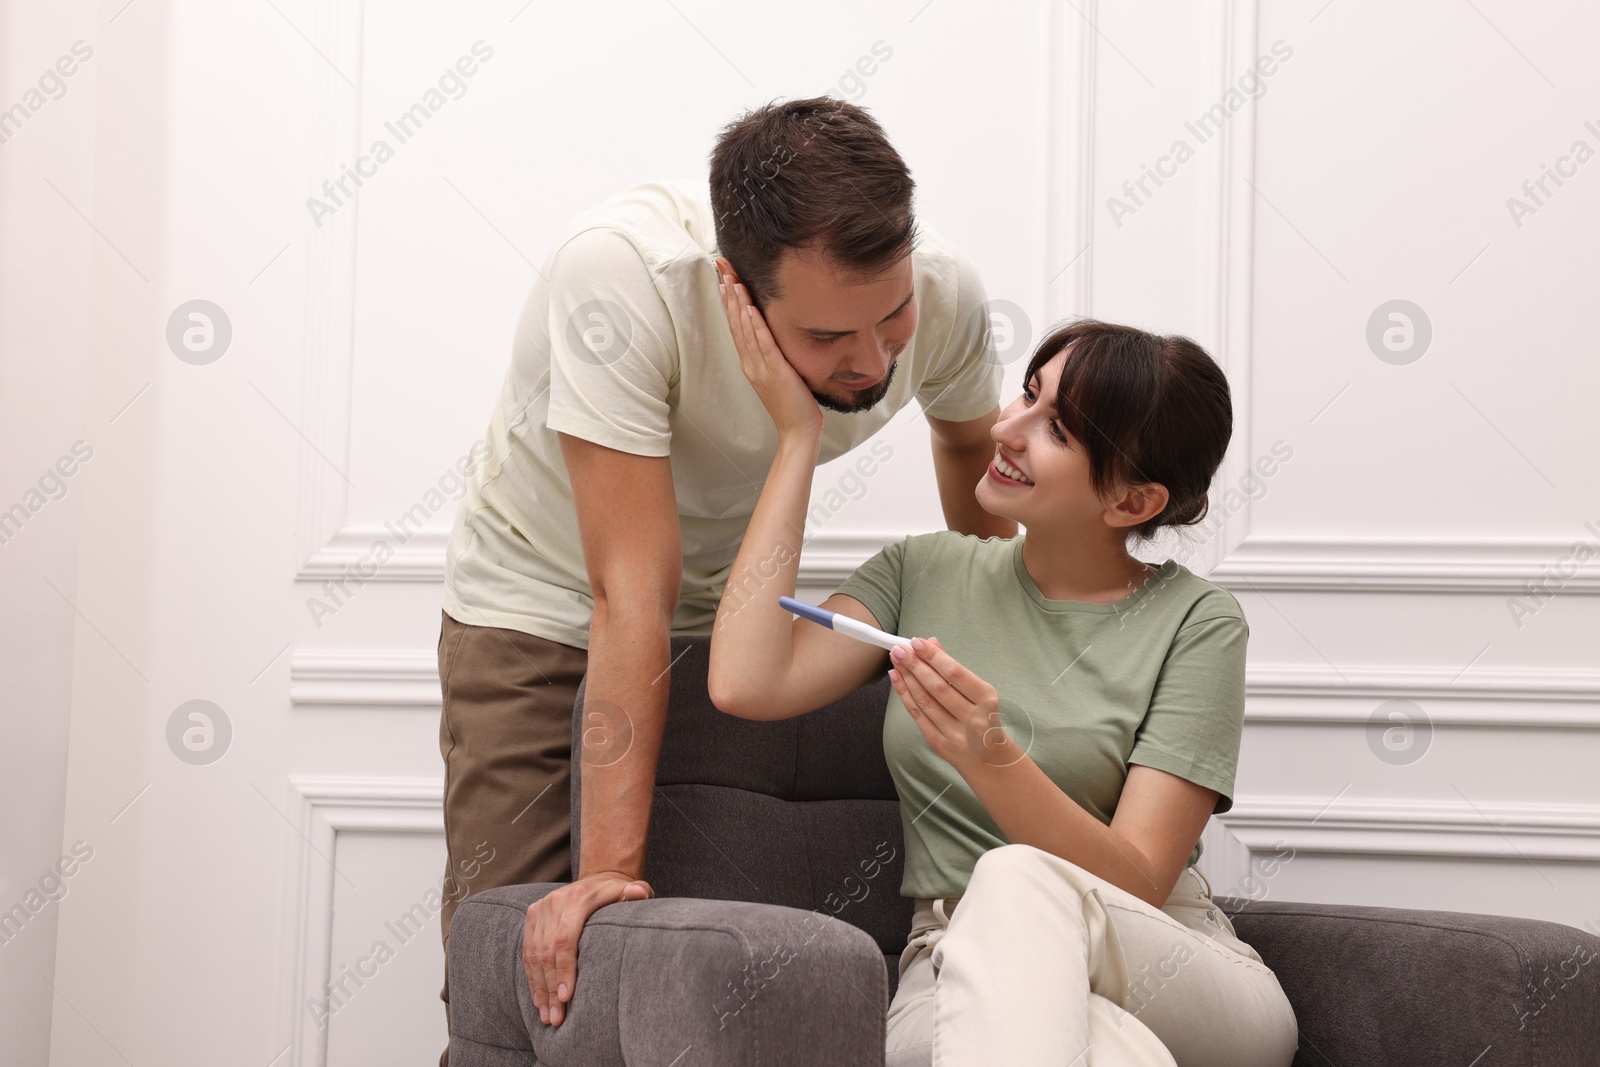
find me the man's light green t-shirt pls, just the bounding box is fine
[833,531,1249,900]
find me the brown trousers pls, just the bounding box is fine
[436,608,588,1063]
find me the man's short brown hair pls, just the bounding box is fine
[709,97,917,306]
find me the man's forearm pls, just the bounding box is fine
[575,606,672,881]
[932,438,1017,539]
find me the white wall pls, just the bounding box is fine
[1,0,1595,1063]
[0,2,99,1065]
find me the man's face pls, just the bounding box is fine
[754,247,918,414]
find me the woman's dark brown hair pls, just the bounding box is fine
[709,97,917,306]
[1023,318,1233,540]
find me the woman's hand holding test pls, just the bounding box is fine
[890,637,1023,774]
[717,257,823,444]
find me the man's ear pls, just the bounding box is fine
[1104,482,1169,530]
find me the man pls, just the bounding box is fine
[435,96,1015,1050]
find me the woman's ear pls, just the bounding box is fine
[1104,482,1169,529]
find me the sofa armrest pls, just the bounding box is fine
[449,883,889,1067]
[1217,896,1600,1067]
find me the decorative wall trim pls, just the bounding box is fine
[285,776,444,1067]
[1043,0,1096,321]
[1188,0,1600,595]
[291,528,912,592]
[1247,662,1600,726]
[791,531,908,588]
[284,525,1600,599]
[290,649,444,706]
[299,526,450,582]
[1221,794,1600,863]
[1208,535,1600,594]
[290,645,1600,725]
[1199,0,1259,572]
[295,0,366,581]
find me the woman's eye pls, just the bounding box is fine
[1021,386,1065,442]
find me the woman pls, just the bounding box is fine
[706,263,1299,1067]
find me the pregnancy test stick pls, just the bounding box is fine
[778,595,914,652]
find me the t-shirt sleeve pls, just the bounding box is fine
[831,537,909,637]
[1127,610,1249,814]
[545,227,679,457]
[915,249,1004,423]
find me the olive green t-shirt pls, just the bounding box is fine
[833,531,1248,900]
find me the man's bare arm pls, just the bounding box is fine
[521,432,682,1028]
[928,405,1017,539]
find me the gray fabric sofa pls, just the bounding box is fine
[447,635,1600,1065]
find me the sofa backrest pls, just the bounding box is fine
[571,635,914,957]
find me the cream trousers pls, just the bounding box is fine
[884,844,1299,1066]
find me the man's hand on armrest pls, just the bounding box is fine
[522,869,652,1027]
[526,432,682,1027]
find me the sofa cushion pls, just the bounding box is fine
[1219,895,1600,1067]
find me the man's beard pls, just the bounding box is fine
[811,356,899,414]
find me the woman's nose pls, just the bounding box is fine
[991,408,1023,447]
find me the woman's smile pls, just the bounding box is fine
[988,451,1034,486]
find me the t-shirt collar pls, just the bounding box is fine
[1010,535,1177,615]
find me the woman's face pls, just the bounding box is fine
[976,348,1117,531]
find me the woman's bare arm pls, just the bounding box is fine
[706,263,890,719]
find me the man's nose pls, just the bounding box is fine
[869,334,902,371]
[842,342,893,381]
